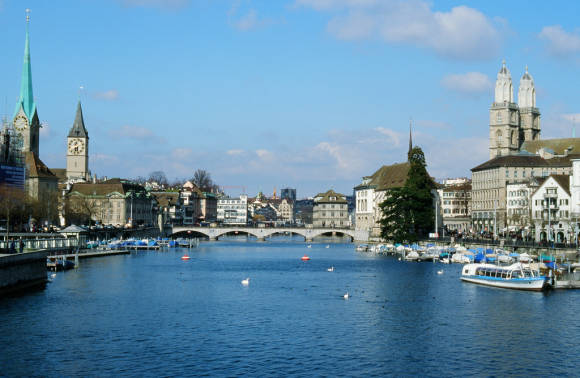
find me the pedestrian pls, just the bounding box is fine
[9,239,16,254]
[19,238,24,254]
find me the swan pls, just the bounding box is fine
[325,245,330,249]
[50,273,56,279]
[437,270,443,275]
[343,292,349,300]
[241,278,250,286]
[307,245,312,248]
[327,266,334,272]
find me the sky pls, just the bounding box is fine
[1,0,580,198]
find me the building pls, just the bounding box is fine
[312,189,349,228]
[437,178,471,234]
[217,195,248,225]
[0,120,25,189]
[471,60,580,233]
[200,192,217,222]
[66,102,90,182]
[277,198,294,223]
[506,181,538,232]
[489,62,540,159]
[530,175,572,243]
[280,188,296,202]
[354,162,410,237]
[66,179,156,227]
[12,13,58,202]
[151,191,183,225]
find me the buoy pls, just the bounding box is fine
[181,255,190,260]
[301,255,310,261]
[241,278,250,286]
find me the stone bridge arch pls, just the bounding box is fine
[170,226,361,242]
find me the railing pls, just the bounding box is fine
[0,237,79,251]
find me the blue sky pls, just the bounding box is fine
[1,0,580,197]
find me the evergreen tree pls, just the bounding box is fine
[379,147,435,242]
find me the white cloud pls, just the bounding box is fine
[255,149,273,160]
[230,8,276,31]
[39,122,52,139]
[171,147,192,159]
[227,149,245,155]
[539,25,580,57]
[374,127,401,146]
[118,0,189,9]
[441,72,492,95]
[297,0,502,60]
[93,89,120,101]
[110,125,159,141]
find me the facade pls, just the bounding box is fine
[354,162,410,237]
[200,192,217,222]
[312,189,349,228]
[217,195,248,225]
[66,179,156,227]
[506,182,535,231]
[471,155,575,233]
[437,178,471,233]
[151,192,183,225]
[66,102,90,181]
[277,198,294,223]
[530,175,572,243]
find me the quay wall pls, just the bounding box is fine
[0,251,48,296]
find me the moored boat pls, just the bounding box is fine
[460,263,549,291]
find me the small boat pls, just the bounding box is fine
[460,263,549,291]
[355,244,368,252]
[404,251,420,262]
[301,255,310,261]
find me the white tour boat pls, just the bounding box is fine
[460,263,549,291]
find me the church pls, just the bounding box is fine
[471,60,580,233]
[11,12,90,216]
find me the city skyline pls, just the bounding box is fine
[1,1,580,196]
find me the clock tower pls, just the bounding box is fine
[66,101,89,181]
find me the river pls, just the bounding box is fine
[1,237,579,376]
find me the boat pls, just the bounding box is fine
[404,251,420,262]
[460,263,549,291]
[355,244,368,252]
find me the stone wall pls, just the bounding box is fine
[0,251,48,295]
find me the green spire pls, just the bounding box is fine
[14,9,36,120]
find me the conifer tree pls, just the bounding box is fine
[379,147,435,242]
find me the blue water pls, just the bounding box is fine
[2,238,579,377]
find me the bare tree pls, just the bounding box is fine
[192,169,214,191]
[148,171,168,187]
[0,184,25,241]
[65,195,102,227]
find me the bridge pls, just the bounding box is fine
[170,226,368,242]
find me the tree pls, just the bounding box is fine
[148,171,168,187]
[0,184,25,241]
[65,194,102,227]
[379,147,435,243]
[192,169,214,191]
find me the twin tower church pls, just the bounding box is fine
[12,14,90,200]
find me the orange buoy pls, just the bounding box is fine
[181,255,190,260]
[301,255,310,261]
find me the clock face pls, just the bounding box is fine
[14,114,28,132]
[68,139,85,154]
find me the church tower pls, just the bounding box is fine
[518,66,541,144]
[489,60,520,159]
[66,101,89,181]
[13,10,40,157]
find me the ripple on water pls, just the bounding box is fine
[1,242,580,377]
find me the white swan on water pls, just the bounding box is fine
[437,270,444,275]
[241,278,250,286]
[343,292,349,300]
[327,266,334,272]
